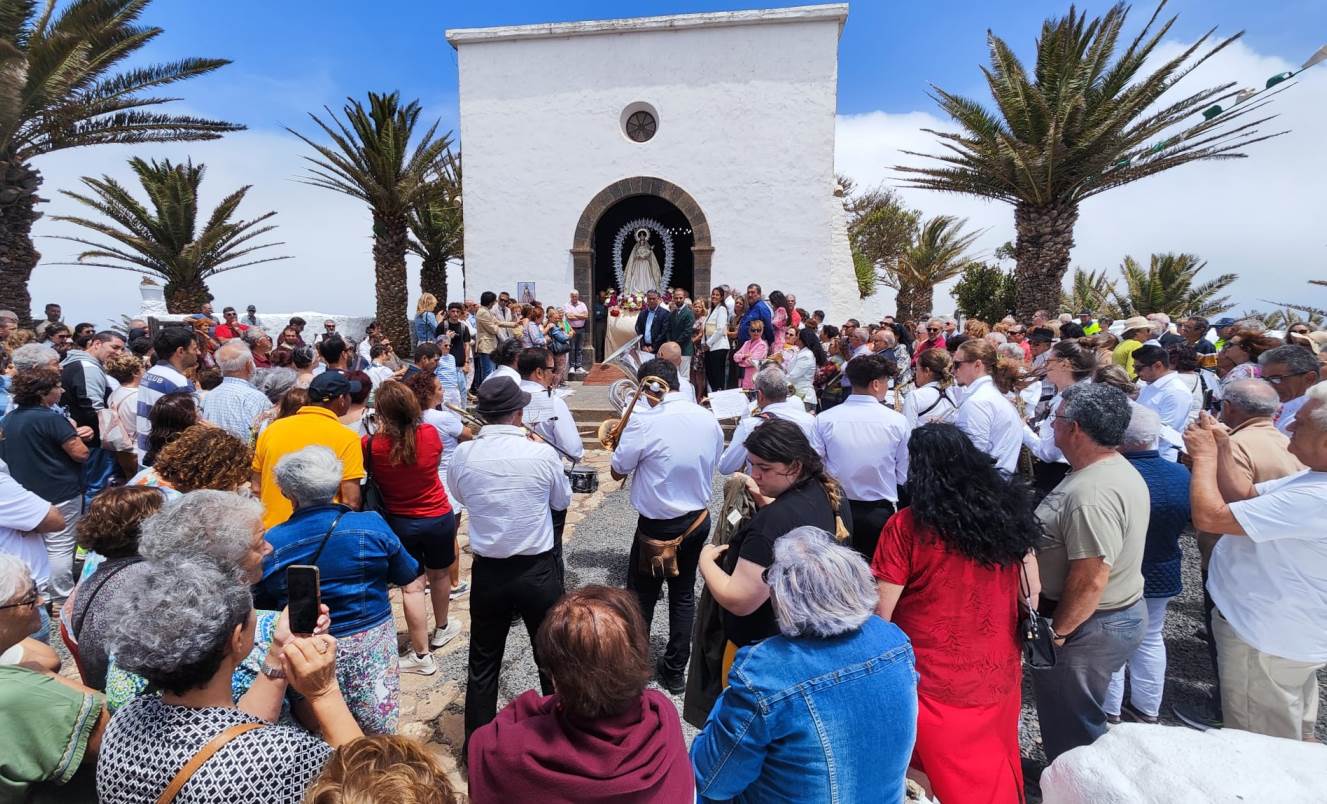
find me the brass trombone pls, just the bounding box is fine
[597,374,670,450]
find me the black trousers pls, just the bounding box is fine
[464,549,562,743]
[1200,563,1224,718]
[847,498,896,560]
[626,510,711,677]
[704,349,730,394]
[551,507,567,588]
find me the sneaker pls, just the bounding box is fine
[429,617,463,649]
[1173,702,1222,731]
[1121,702,1159,725]
[398,651,437,676]
[449,581,470,600]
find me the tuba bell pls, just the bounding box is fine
[598,374,670,449]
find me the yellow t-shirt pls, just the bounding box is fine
[252,406,366,529]
[1112,339,1144,380]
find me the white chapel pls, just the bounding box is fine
[446,3,858,338]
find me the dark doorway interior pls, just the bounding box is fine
[592,194,695,299]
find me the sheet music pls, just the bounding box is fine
[708,388,752,421]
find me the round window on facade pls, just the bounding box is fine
[621,102,659,143]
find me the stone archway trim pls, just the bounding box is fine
[570,176,714,366]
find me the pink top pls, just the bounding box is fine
[732,338,768,390]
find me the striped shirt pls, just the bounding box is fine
[135,363,194,458]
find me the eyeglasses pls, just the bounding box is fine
[544,364,556,371]
[927,327,940,333]
[0,589,41,610]
[1263,370,1313,386]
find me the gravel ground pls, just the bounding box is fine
[435,478,1326,801]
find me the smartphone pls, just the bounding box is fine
[287,565,321,635]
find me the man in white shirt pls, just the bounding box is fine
[1134,345,1193,461]
[657,341,695,401]
[719,366,816,475]
[518,346,584,582]
[810,353,909,558]
[954,340,1024,473]
[1185,381,1327,741]
[0,472,65,625]
[562,290,589,373]
[1258,345,1321,436]
[611,358,723,693]
[356,321,379,368]
[447,378,571,746]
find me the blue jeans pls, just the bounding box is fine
[1031,598,1147,761]
[474,353,494,387]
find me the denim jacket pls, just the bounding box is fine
[690,616,917,803]
[254,504,420,638]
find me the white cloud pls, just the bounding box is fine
[835,38,1327,318]
[26,38,1325,325]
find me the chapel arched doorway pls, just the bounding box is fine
[570,176,713,366]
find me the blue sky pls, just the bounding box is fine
[29,1,1327,321]
[136,0,1325,130]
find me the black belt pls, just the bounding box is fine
[473,548,554,565]
[847,498,897,508]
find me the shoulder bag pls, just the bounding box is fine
[636,509,710,579]
[156,722,264,804]
[360,434,387,515]
[1019,560,1056,669]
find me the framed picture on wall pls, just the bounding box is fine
[517,282,537,304]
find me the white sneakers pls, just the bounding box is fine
[430,617,463,649]
[399,618,465,676]
[398,651,437,676]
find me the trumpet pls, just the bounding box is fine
[445,403,486,431]
[597,374,669,450]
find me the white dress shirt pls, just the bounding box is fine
[1022,380,1087,464]
[718,399,817,475]
[519,379,584,462]
[1137,370,1192,460]
[955,375,1024,474]
[447,425,571,558]
[903,382,958,429]
[611,392,723,519]
[481,364,520,387]
[810,394,909,502]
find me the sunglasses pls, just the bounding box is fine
[1264,370,1313,386]
[927,327,940,333]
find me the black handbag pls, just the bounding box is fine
[1019,561,1057,669]
[361,434,387,515]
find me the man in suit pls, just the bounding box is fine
[669,287,695,376]
[635,289,671,355]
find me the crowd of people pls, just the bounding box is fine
[0,285,1323,802]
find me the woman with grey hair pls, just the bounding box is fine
[250,367,298,439]
[691,526,917,803]
[97,560,361,803]
[100,491,328,720]
[255,446,420,734]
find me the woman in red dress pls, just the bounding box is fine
[872,423,1042,804]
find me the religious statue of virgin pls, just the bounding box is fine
[621,228,662,296]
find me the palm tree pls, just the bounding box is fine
[1062,267,1119,316]
[883,215,981,321]
[841,176,919,300]
[1111,252,1234,318]
[896,2,1284,319]
[289,92,453,348]
[48,157,288,311]
[407,149,462,303]
[0,0,241,321]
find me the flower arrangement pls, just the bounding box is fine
[613,291,646,314]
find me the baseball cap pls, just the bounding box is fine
[1212,317,1236,328]
[307,371,361,402]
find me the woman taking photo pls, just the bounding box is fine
[363,381,461,676]
[702,288,731,394]
[904,348,959,428]
[873,423,1040,804]
[98,560,361,803]
[697,419,848,657]
[257,446,422,734]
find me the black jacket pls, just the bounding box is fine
[635,305,672,348]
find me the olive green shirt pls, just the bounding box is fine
[0,666,103,799]
[1035,453,1148,610]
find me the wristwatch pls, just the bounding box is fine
[260,661,286,681]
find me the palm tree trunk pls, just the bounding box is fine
[895,283,932,324]
[374,211,410,349]
[419,255,447,308]
[1013,201,1078,321]
[164,279,211,314]
[0,160,44,325]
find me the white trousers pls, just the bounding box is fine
[42,497,84,604]
[1105,596,1172,717]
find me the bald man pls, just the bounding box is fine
[658,341,696,402]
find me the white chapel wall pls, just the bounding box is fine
[451,6,856,320]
